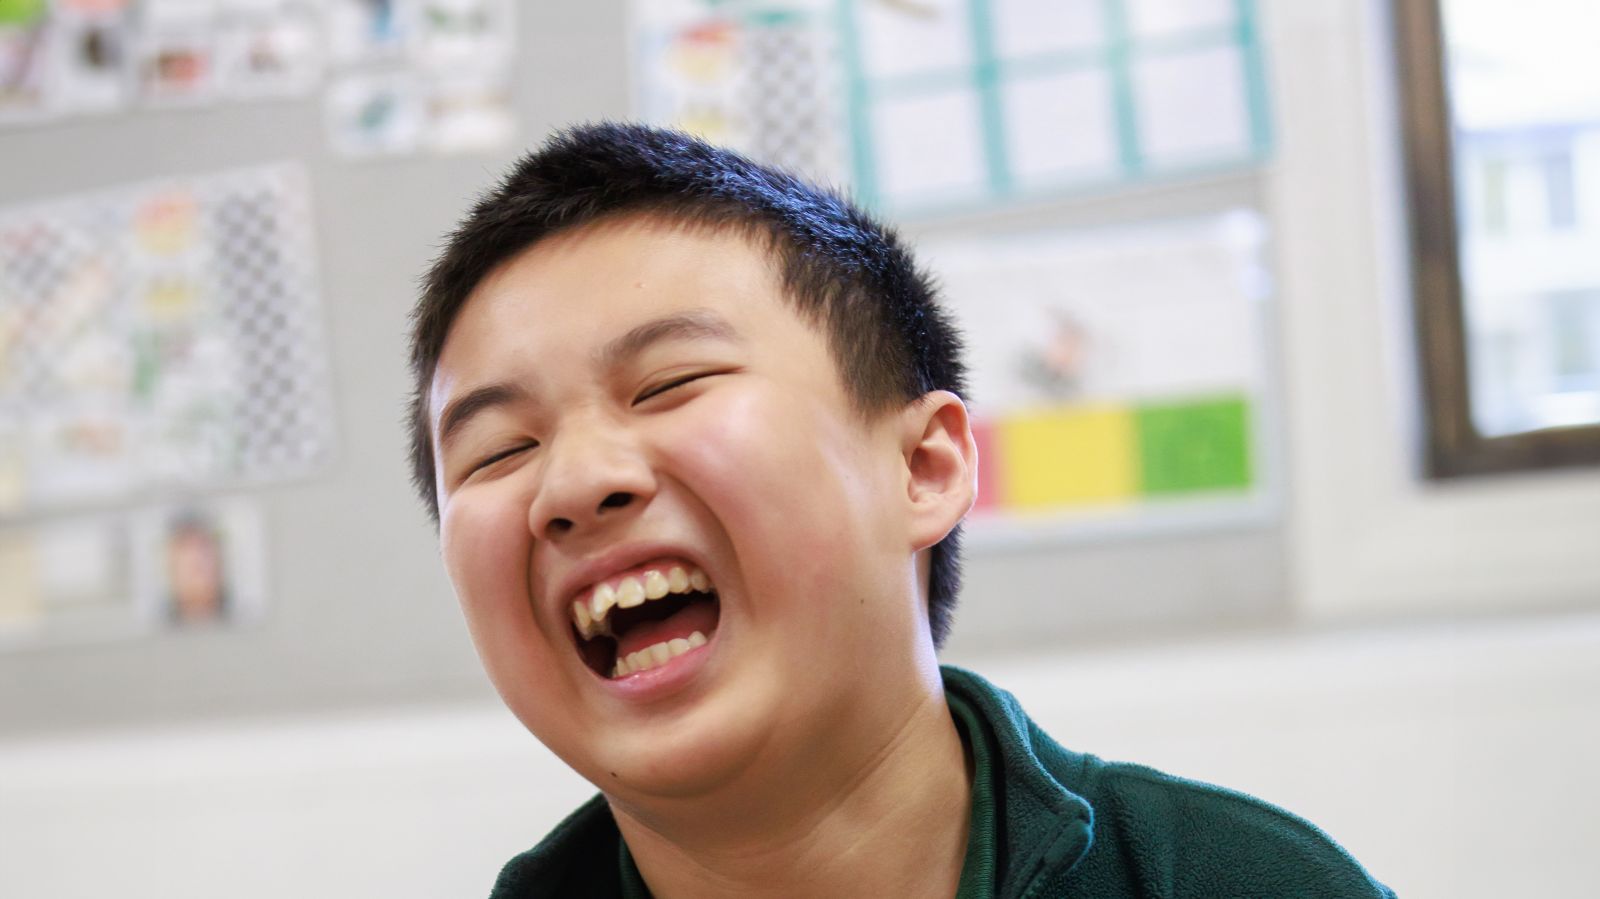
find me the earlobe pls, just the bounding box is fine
[901,391,978,551]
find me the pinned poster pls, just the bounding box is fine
[631,0,847,186]
[0,0,518,158]
[215,0,323,100]
[921,211,1275,542]
[324,0,516,157]
[0,0,50,122]
[131,499,267,629]
[0,497,269,650]
[837,0,1271,212]
[0,164,336,517]
[50,0,136,114]
[422,69,514,154]
[326,0,413,64]
[0,527,43,636]
[325,68,424,155]
[0,514,132,647]
[413,0,514,69]
[632,0,1269,216]
[135,3,219,106]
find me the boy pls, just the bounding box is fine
[408,123,1394,898]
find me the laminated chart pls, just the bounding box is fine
[841,0,1271,212]
[0,165,325,645]
[0,164,334,517]
[632,0,1270,215]
[921,211,1274,541]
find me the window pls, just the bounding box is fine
[1393,0,1600,475]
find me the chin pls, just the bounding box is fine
[592,677,787,802]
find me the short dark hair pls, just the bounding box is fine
[407,121,969,647]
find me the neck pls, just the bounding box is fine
[609,677,973,899]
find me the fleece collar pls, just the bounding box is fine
[940,666,1095,899]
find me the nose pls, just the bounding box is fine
[527,414,656,542]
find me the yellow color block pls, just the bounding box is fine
[998,406,1138,508]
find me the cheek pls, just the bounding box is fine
[666,389,837,511]
[661,389,889,590]
[440,490,539,632]
[441,492,573,721]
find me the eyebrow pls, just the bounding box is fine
[594,308,741,369]
[435,382,531,457]
[435,309,741,455]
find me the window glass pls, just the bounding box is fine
[1442,0,1600,436]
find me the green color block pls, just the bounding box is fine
[0,0,44,26]
[1136,396,1253,494]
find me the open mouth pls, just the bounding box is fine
[570,562,720,679]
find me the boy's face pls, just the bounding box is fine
[428,216,944,801]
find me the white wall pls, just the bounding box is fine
[4,612,1597,899]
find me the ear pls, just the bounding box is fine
[899,390,978,552]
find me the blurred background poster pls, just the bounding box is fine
[924,211,1272,542]
[0,0,515,155]
[0,499,264,643]
[630,0,1270,212]
[0,164,328,646]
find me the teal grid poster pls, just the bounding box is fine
[837,0,1271,212]
[633,0,1271,214]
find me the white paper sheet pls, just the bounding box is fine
[324,69,424,156]
[871,87,988,204]
[1132,45,1250,166]
[1002,68,1119,184]
[1126,0,1233,40]
[990,0,1105,59]
[36,519,125,608]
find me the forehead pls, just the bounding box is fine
[429,216,812,410]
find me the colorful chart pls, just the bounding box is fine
[973,394,1252,514]
[0,165,310,648]
[0,1,517,157]
[922,211,1272,537]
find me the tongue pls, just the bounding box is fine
[615,597,718,660]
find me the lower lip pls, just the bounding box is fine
[596,636,716,702]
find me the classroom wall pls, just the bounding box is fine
[0,2,631,735]
[0,0,1294,737]
[3,1,1598,897]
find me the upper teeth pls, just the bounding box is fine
[572,564,714,639]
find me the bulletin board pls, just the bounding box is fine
[0,0,517,157]
[0,163,329,646]
[631,0,1271,214]
[920,210,1277,543]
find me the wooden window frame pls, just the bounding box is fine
[1392,0,1600,477]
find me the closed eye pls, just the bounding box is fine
[471,442,537,473]
[633,371,718,405]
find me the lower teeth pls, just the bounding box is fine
[613,630,710,677]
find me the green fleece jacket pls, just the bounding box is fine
[488,666,1395,898]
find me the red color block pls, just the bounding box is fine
[971,417,1001,512]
